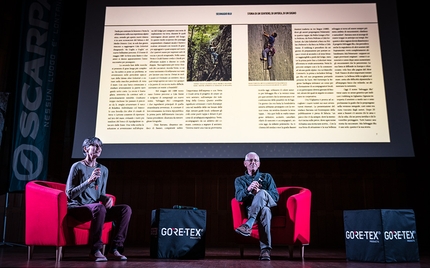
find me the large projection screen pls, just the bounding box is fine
[72,0,414,158]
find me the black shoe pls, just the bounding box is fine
[235,224,252,236]
[259,248,271,261]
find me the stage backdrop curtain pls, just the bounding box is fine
[8,0,63,192]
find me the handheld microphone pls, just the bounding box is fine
[93,168,100,190]
[257,177,263,185]
[252,177,263,194]
[94,179,99,190]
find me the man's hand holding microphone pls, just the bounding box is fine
[248,178,263,194]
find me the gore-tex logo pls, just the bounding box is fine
[160,227,204,239]
[345,231,381,241]
[384,230,416,241]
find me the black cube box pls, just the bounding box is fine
[344,209,419,262]
[150,208,206,259]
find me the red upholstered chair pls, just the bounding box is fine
[231,186,311,259]
[25,180,116,262]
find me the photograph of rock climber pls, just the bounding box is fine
[248,24,294,81]
[261,31,277,69]
[209,41,219,67]
[187,24,232,82]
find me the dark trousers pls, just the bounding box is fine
[68,203,132,252]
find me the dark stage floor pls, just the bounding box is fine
[0,245,429,268]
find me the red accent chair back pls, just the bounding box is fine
[25,180,116,262]
[231,186,311,259]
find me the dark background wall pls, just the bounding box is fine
[0,0,428,252]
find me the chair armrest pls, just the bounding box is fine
[287,188,312,244]
[25,181,68,245]
[231,198,247,229]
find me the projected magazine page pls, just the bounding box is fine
[95,3,389,144]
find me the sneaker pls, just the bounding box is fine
[235,224,252,236]
[107,250,127,261]
[89,250,107,262]
[260,57,267,61]
[267,66,272,69]
[259,248,271,261]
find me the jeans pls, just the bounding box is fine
[211,52,218,64]
[262,47,274,67]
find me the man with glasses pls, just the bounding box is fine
[234,152,279,261]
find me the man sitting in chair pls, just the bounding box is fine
[234,152,279,261]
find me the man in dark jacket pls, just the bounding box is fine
[234,151,279,261]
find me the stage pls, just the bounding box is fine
[1,246,428,268]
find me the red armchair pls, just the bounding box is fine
[25,180,116,262]
[231,186,311,259]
